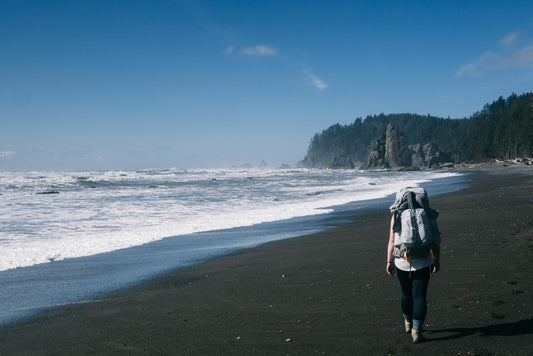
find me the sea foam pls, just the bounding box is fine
[0,168,461,272]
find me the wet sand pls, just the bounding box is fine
[1,166,532,355]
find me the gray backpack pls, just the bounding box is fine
[390,187,440,259]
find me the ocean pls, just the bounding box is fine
[0,168,467,325]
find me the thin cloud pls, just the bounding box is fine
[308,73,328,90]
[457,43,533,77]
[500,32,520,46]
[0,151,17,160]
[457,51,500,77]
[238,45,278,56]
[510,44,533,66]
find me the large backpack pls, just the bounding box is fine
[390,187,440,260]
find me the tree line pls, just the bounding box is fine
[299,92,533,168]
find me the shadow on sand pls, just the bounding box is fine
[427,319,533,341]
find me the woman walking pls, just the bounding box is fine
[386,187,440,343]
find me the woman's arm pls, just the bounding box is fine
[386,215,395,276]
[432,244,440,273]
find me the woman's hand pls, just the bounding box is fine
[386,262,395,276]
[432,260,440,273]
[386,216,396,276]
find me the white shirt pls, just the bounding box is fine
[394,255,434,271]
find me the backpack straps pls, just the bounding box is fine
[406,191,416,211]
[405,191,417,275]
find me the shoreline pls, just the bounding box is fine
[0,171,466,327]
[1,166,532,355]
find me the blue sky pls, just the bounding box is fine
[1,0,533,170]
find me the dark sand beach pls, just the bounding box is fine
[1,166,532,355]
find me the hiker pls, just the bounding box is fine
[386,187,441,343]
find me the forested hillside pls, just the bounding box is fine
[299,93,533,168]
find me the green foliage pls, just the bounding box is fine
[299,93,533,167]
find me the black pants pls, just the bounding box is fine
[396,267,431,324]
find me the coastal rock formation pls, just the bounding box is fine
[427,150,453,169]
[360,124,411,169]
[410,142,452,168]
[361,124,453,170]
[410,143,429,168]
[359,134,386,169]
[329,156,355,169]
[384,124,412,169]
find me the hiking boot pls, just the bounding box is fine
[404,320,412,333]
[411,329,424,343]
